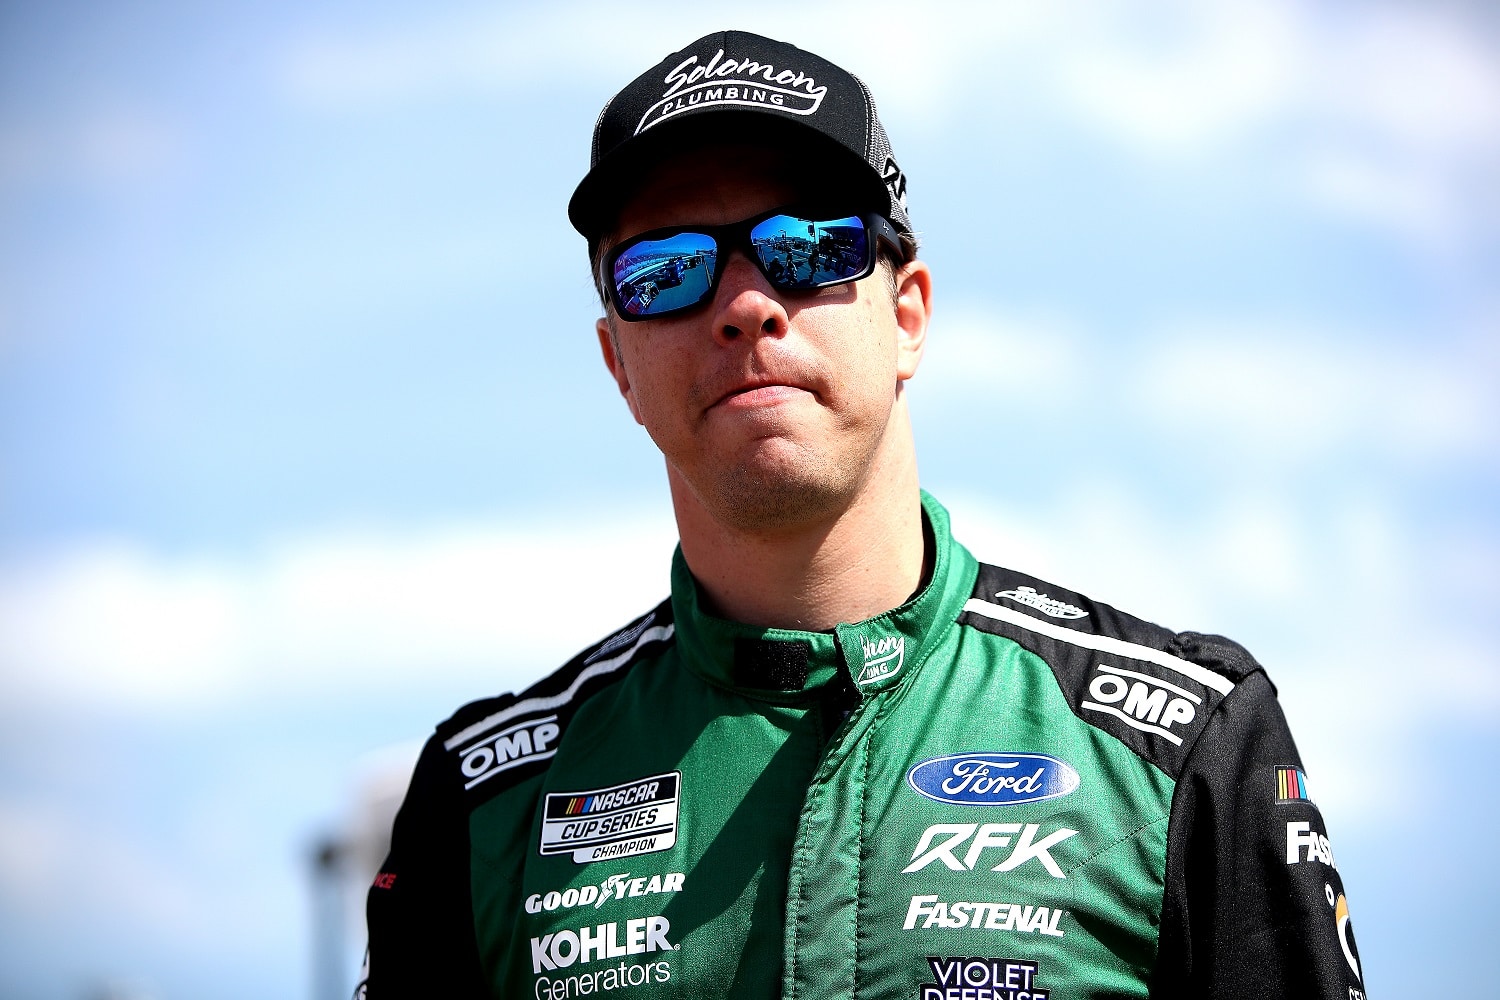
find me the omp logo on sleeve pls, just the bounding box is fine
[459,714,562,790]
[907,753,1080,807]
[1275,765,1316,805]
[922,957,1049,1000]
[1080,664,1198,745]
[996,586,1086,620]
[540,772,680,864]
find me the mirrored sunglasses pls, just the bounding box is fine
[603,209,903,321]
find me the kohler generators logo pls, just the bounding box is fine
[637,49,828,134]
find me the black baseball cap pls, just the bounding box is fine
[568,30,912,247]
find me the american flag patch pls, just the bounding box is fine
[1275,765,1314,805]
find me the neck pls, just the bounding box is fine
[669,409,926,632]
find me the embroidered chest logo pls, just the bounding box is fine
[996,586,1086,620]
[856,633,905,686]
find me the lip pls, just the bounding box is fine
[707,377,813,412]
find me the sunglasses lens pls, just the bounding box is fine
[749,214,869,290]
[612,232,719,317]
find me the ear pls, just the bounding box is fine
[892,258,932,381]
[596,316,644,425]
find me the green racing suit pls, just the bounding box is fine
[361,492,1365,999]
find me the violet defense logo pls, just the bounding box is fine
[907,753,1081,806]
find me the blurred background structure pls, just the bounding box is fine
[1,1,1497,996]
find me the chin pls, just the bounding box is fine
[702,453,862,534]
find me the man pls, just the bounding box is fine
[360,30,1364,1000]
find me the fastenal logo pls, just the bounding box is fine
[637,48,828,134]
[459,714,561,790]
[907,753,1080,807]
[529,915,674,975]
[905,895,1065,937]
[856,633,904,686]
[525,872,685,915]
[902,823,1079,878]
[996,586,1086,620]
[1287,822,1337,869]
[1080,664,1198,746]
[922,957,1049,1000]
[539,772,680,864]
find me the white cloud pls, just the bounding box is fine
[942,482,1500,826]
[0,800,199,929]
[0,510,679,713]
[1295,5,1500,247]
[267,0,1500,245]
[271,0,1500,250]
[1055,0,1305,156]
[1135,327,1499,462]
[916,306,1087,405]
[921,303,1498,467]
[0,546,247,708]
[276,5,613,107]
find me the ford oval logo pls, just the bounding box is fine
[907,753,1081,806]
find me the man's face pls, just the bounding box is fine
[596,143,931,533]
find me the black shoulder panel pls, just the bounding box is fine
[434,598,675,810]
[957,563,1263,778]
[1151,672,1365,999]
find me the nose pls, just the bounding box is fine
[710,250,789,346]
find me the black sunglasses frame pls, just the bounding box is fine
[602,208,905,322]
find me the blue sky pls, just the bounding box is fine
[1,1,1497,997]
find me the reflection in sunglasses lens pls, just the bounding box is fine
[612,232,719,316]
[750,214,868,290]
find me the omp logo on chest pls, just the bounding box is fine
[458,715,561,790]
[540,772,680,864]
[1080,664,1200,746]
